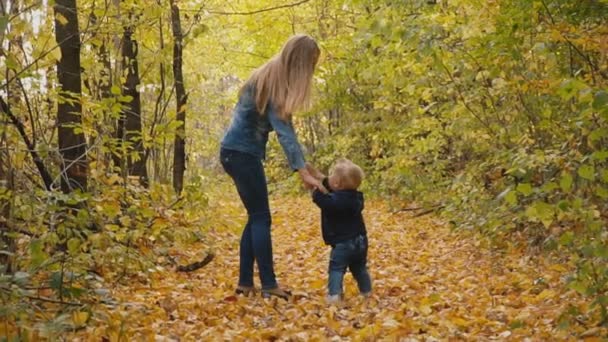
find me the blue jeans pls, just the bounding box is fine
[328,234,372,296]
[220,148,277,290]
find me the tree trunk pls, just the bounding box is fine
[170,0,187,195]
[0,118,14,273]
[119,19,148,186]
[87,6,115,177]
[88,7,113,105]
[0,0,13,273]
[54,0,88,193]
[149,4,168,184]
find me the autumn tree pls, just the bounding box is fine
[2,0,607,337]
[116,7,148,185]
[54,0,88,192]
[170,0,187,195]
[0,103,12,272]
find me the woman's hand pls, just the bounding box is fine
[298,167,328,193]
[305,163,325,180]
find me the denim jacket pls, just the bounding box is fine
[221,85,306,171]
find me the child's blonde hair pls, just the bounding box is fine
[330,158,364,190]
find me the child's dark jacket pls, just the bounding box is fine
[312,179,367,246]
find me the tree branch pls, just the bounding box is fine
[437,58,498,139]
[176,253,214,272]
[186,0,311,16]
[0,287,83,306]
[539,0,603,83]
[0,97,54,190]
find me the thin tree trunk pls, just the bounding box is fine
[149,2,167,183]
[170,0,187,195]
[88,6,113,107]
[0,0,13,272]
[0,115,14,273]
[87,5,115,178]
[97,40,114,173]
[54,0,88,193]
[120,18,148,186]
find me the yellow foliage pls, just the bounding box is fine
[66,195,604,340]
[71,311,89,327]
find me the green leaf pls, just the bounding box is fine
[29,239,47,268]
[516,183,533,196]
[577,165,595,180]
[111,102,122,115]
[596,187,608,199]
[594,244,608,258]
[560,173,573,192]
[509,320,525,329]
[589,220,602,233]
[558,231,574,246]
[119,95,134,103]
[592,90,608,110]
[592,150,608,162]
[541,182,558,192]
[557,79,587,101]
[111,85,122,96]
[589,128,608,142]
[505,190,518,205]
[568,281,588,295]
[67,238,81,254]
[526,201,554,227]
[93,8,106,18]
[192,24,209,38]
[50,271,64,291]
[55,13,69,26]
[5,55,19,70]
[557,200,570,211]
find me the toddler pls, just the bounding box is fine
[308,158,372,303]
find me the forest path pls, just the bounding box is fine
[99,193,588,340]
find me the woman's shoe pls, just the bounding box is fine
[235,285,255,296]
[261,287,292,300]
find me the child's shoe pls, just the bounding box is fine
[261,287,292,300]
[326,294,343,305]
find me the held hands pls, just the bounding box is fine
[305,163,326,180]
[299,164,328,193]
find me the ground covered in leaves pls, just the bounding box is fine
[75,192,604,340]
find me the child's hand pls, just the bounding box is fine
[299,166,329,193]
[315,182,329,194]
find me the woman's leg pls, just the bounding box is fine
[238,221,254,287]
[249,211,276,289]
[220,148,277,289]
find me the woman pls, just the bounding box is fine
[220,34,325,299]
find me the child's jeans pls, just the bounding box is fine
[328,234,372,296]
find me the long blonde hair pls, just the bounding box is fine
[243,34,320,120]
